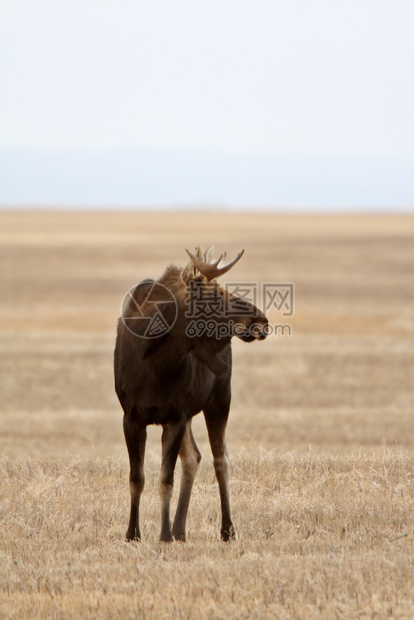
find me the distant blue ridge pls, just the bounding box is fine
[1,148,413,209]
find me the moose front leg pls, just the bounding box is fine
[123,414,147,541]
[159,418,186,542]
[172,420,202,541]
[204,411,235,541]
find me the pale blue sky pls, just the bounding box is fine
[1,1,413,208]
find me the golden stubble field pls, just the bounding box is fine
[0,210,413,619]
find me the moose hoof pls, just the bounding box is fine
[221,526,236,542]
[126,528,141,542]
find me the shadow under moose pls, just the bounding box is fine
[114,246,268,543]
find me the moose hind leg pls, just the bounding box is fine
[159,418,186,543]
[172,420,202,541]
[204,412,235,541]
[123,414,147,541]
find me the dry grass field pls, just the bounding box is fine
[0,210,413,619]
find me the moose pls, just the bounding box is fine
[114,247,268,542]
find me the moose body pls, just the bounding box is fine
[114,247,267,542]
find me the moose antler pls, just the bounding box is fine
[185,247,245,281]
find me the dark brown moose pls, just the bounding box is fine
[114,247,268,542]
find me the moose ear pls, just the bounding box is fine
[181,245,205,283]
[181,261,197,283]
[193,338,230,377]
[203,245,214,263]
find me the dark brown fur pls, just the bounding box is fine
[114,263,268,542]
